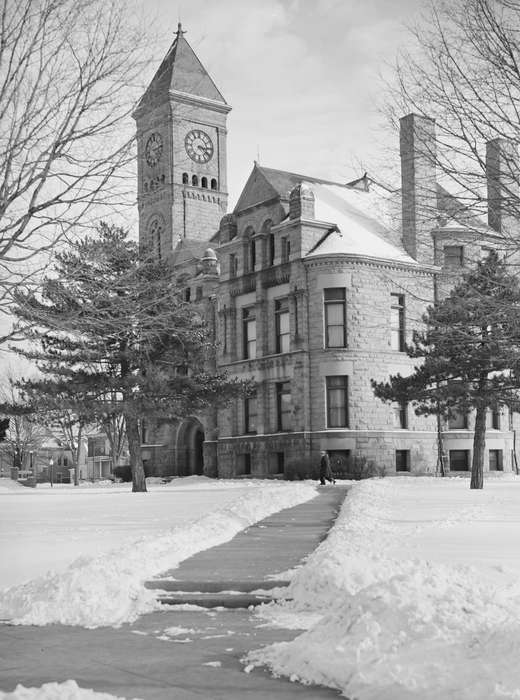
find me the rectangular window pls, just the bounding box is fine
[238,453,251,475]
[395,401,408,429]
[488,408,500,430]
[481,246,493,260]
[276,381,292,432]
[449,449,470,471]
[249,240,256,272]
[184,288,191,302]
[324,288,346,348]
[444,245,464,269]
[268,452,285,475]
[229,254,238,278]
[242,307,256,359]
[448,411,468,429]
[269,234,275,266]
[489,449,503,471]
[275,298,290,353]
[195,286,203,301]
[245,393,257,434]
[326,376,349,428]
[281,237,290,263]
[395,450,410,472]
[390,294,405,351]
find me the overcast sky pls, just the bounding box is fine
[144,0,429,206]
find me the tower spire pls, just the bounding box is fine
[176,22,186,39]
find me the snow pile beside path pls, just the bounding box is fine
[0,478,30,493]
[245,478,520,700]
[0,680,137,699]
[0,481,316,629]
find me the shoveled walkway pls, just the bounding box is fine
[0,485,348,700]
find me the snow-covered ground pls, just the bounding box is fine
[0,476,316,628]
[246,476,520,700]
[4,475,520,699]
[0,680,136,700]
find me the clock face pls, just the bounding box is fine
[145,132,163,167]
[185,129,214,163]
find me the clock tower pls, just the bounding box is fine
[133,24,231,258]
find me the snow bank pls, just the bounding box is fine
[0,481,316,628]
[245,478,520,699]
[0,680,136,699]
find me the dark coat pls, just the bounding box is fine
[320,453,332,480]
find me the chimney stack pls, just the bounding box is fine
[486,137,519,235]
[400,114,437,265]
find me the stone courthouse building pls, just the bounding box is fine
[133,25,516,478]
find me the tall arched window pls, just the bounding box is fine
[149,216,164,260]
[201,176,208,189]
[192,175,199,186]
[182,173,189,184]
[211,178,218,190]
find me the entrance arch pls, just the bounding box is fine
[176,417,205,476]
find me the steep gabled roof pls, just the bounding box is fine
[137,24,227,110]
[234,163,344,213]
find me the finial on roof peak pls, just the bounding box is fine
[176,22,186,39]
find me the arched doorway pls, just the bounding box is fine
[176,417,205,476]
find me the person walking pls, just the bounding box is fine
[319,450,335,485]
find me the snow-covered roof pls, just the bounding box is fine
[304,182,418,266]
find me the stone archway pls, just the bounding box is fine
[176,417,205,476]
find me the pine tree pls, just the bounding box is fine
[372,252,520,489]
[11,223,247,492]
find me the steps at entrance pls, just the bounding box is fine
[145,579,289,593]
[146,579,290,609]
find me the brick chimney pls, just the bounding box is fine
[486,137,519,235]
[289,183,315,220]
[400,114,437,265]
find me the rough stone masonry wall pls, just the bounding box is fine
[305,256,439,474]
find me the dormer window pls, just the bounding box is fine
[444,245,463,269]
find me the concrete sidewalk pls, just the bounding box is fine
[0,485,348,699]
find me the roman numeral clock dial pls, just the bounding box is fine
[185,129,214,163]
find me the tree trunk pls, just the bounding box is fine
[471,406,486,489]
[74,423,82,486]
[436,411,446,477]
[124,412,147,492]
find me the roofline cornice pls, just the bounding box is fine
[304,253,437,275]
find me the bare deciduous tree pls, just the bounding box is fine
[0,0,150,323]
[386,0,520,256]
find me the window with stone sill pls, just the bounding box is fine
[444,245,464,269]
[242,307,256,359]
[448,410,468,429]
[489,449,503,471]
[326,375,349,428]
[487,408,500,430]
[324,288,346,348]
[394,401,408,429]
[449,449,470,471]
[229,253,238,278]
[276,381,292,432]
[245,393,257,434]
[269,451,285,475]
[395,449,410,472]
[281,236,290,263]
[275,298,290,353]
[238,453,251,475]
[390,293,405,351]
